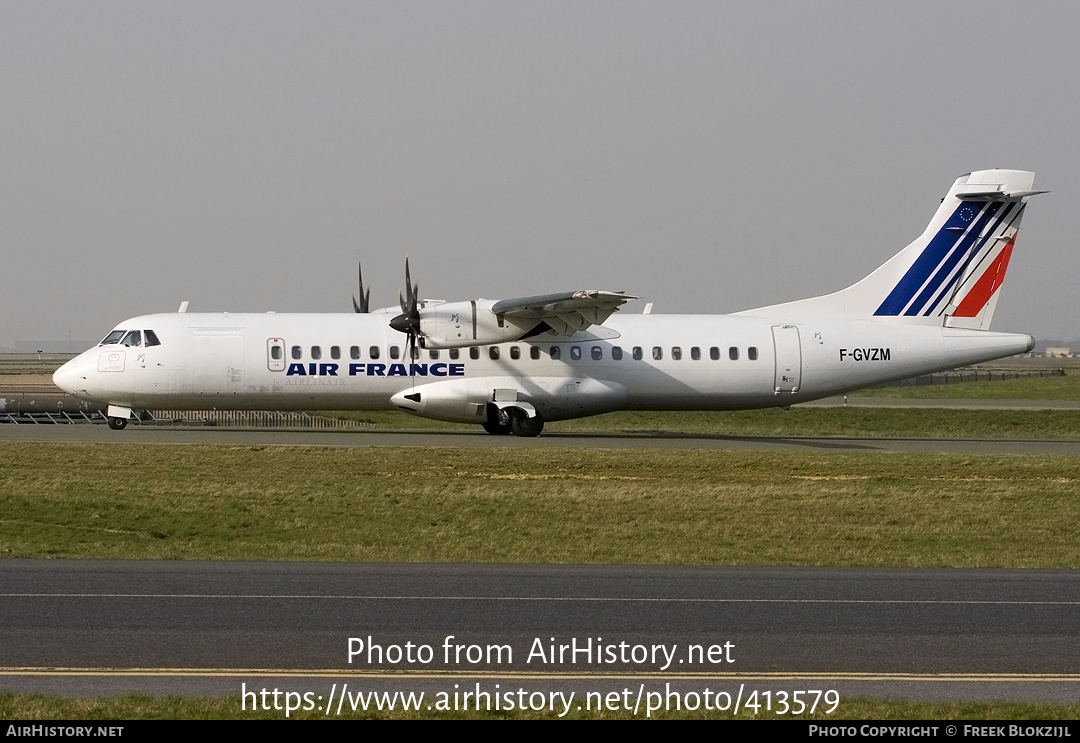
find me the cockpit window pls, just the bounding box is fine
[144,329,161,347]
[121,330,142,347]
[100,330,126,345]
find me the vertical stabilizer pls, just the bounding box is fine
[741,169,1044,329]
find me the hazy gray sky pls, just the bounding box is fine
[3,1,1078,346]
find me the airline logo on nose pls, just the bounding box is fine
[98,351,126,372]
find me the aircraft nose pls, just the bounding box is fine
[53,358,80,395]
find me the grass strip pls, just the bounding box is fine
[2,443,1078,567]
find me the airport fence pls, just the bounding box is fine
[0,408,367,428]
[148,410,368,428]
[881,368,1065,387]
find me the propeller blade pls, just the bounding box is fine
[390,258,423,370]
[353,262,370,314]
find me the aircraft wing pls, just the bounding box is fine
[489,290,637,334]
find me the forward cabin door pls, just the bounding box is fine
[192,328,245,395]
[771,324,802,394]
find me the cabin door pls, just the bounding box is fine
[192,329,245,395]
[771,325,802,394]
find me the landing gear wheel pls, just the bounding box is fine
[482,420,512,435]
[509,410,544,437]
[482,404,512,435]
[107,416,128,430]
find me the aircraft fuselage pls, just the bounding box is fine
[53,311,1033,425]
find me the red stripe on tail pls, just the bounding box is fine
[953,235,1016,318]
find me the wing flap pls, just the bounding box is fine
[489,290,635,336]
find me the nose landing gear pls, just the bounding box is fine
[106,404,133,431]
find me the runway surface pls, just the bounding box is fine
[3,423,1080,455]
[1,561,1077,704]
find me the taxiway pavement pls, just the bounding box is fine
[3,423,1080,454]
[1,561,1077,703]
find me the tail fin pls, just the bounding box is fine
[741,169,1045,329]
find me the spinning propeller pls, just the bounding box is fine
[389,258,422,364]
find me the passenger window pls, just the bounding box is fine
[570,346,582,361]
[591,346,602,361]
[470,347,480,360]
[292,346,302,360]
[550,346,561,360]
[729,346,739,361]
[612,346,623,360]
[429,349,439,359]
[331,346,340,360]
[144,330,161,347]
[710,347,720,361]
[311,346,322,360]
[652,346,663,361]
[748,346,759,361]
[632,346,643,361]
[100,330,125,345]
[449,348,460,360]
[691,347,700,360]
[510,346,520,360]
[121,330,142,347]
[410,345,420,360]
[369,346,380,360]
[389,346,400,360]
[267,338,286,372]
[671,346,682,361]
[351,346,361,360]
[490,347,500,360]
[530,346,540,360]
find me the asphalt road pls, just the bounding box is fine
[1,561,1077,704]
[3,423,1080,455]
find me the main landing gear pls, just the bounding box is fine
[483,406,544,437]
[107,416,128,430]
[482,419,512,435]
[509,410,544,437]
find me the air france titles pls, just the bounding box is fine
[286,363,465,378]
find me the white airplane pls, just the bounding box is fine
[54,168,1044,436]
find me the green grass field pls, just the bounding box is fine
[3,442,1078,567]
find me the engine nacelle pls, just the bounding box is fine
[417,300,538,349]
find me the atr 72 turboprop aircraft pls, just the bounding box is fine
[54,169,1044,436]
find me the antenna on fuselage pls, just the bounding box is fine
[178,301,189,314]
